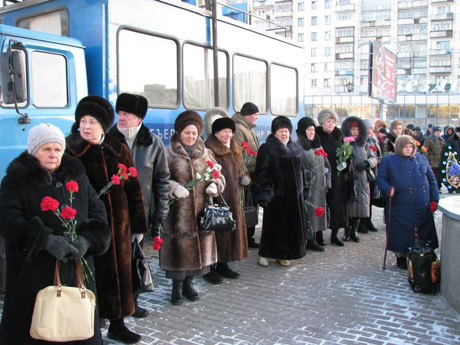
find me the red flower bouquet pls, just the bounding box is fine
[97,163,138,198]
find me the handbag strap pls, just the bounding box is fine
[53,259,87,298]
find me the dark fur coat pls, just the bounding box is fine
[66,133,147,319]
[316,126,347,230]
[160,134,225,271]
[205,134,248,263]
[254,134,307,260]
[0,152,110,345]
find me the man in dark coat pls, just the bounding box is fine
[109,93,170,318]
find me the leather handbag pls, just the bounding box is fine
[132,238,154,294]
[30,259,95,341]
[243,186,258,228]
[198,191,236,232]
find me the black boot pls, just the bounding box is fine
[307,239,325,252]
[132,298,149,318]
[350,218,360,242]
[171,280,183,306]
[202,264,223,284]
[316,231,326,246]
[396,257,407,269]
[342,227,350,242]
[357,220,369,234]
[182,276,199,301]
[365,217,378,232]
[331,228,344,246]
[108,318,142,344]
[216,262,240,279]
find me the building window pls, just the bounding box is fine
[298,33,304,42]
[311,63,316,72]
[311,79,317,87]
[298,2,305,11]
[298,18,305,27]
[325,15,331,24]
[325,31,331,40]
[311,16,317,25]
[311,48,317,57]
[325,0,332,9]
[324,62,329,71]
[324,47,331,56]
[311,32,317,41]
[324,78,330,87]
[312,1,317,10]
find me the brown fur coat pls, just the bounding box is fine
[160,134,225,271]
[66,133,147,319]
[205,135,248,262]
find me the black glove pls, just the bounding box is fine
[150,217,163,238]
[44,235,78,262]
[68,236,90,260]
[356,160,370,172]
[258,200,269,209]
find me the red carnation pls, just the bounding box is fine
[430,201,437,212]
[128,167,138,177]
[111,175,121,185]
[207,160,214,169]
[315,206,325,218]
[66,181,79,193]
[370,145,377,153]
[154,236,163,245]
[40,197,60,212]
[60,206,77,220]
[212,170,220,179]
[118,163,127,175]
[153,242,161,250]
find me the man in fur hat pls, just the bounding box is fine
[109,93,170,318]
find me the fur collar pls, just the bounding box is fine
[4,151,86,188]
[316,125,343,141]
[341,116,367,147]
[205,134,241,158]
[66,132,123,158]
[386,132,397,144]
[265,134,302,158]
[169,133,206,159]
[296,133,321,151]
[109,123,153,147]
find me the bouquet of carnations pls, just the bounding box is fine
[97,163,138,198]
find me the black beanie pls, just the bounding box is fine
[75,95,114,132]
[116,93,148,119]
[271,116,292,134]
[212,117,235,134]
[296,117,316,139]
[240,102,259,116]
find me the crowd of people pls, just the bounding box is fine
[0,98,447,344]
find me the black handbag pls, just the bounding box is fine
[132,238,154,294]
[198,191,236,232]
[243,186,258,228]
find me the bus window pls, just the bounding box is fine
[17,10,69,36]
[183,43,228,110]
[233,55,267,114]
[118,29,178,108]
[271,64,297,116]
[32,51,67,108]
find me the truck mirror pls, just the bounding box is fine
[0,50,26,104]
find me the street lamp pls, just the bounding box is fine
[346,82,354,116]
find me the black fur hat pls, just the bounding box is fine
[116,93,148,119]
[271,116,292,134]
[240,102,259,116]
[174,110,203,134]
[212,117,235,134]
[296,117,316,139]
[75,95,114,132]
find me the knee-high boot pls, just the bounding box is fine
[171,280,183,306]
[331,228,344,246]
[350,218,360,242]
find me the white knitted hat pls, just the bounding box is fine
[27,123,66,155]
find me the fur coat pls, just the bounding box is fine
[341,117,378,218]
[0,152,110,345]
[66,133,147,319]
[296,133,331,233]
[159,134,225,271]
[316,126,348,230]
[254,134,307,260]
[205,134,248,263]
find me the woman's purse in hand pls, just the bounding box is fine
[198,191,236,232]
[30,259,96,342]
[243,186,258,228]
[132,238,154,294]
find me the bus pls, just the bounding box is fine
[0,0,305,179]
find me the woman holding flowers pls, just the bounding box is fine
[203,117,248,284]
[161,111,225,305]
[296,117,331,250]
[66,96,147,343]
[0,123,110,345]
[340,116,378,243]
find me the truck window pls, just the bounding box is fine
[31,51,67,108]
[183,43,228,110]
[271,64,298,116]
[233,54,267,114]
[0,49,27,107]
[118,29,178,108]
[17,10,69,36]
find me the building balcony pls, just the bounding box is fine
[429,49,451,55]
[430,30,453,38]
[336,4,355,11]
[431,13,454,21]
[335,69,354,76]
[336,36,354,44]
[335,52,354,60]
[429,66,452,74]
[398,0,429,9]
[431,0,454,3]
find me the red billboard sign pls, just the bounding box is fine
[368,41,397,103]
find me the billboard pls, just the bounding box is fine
[368,41,397,103]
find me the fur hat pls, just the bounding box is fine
[341,116,367,147]
[433,126,441,133]
[271,116,292,134]
[317,108,339,125]
[212,117,235,134]
[427,123,434,128]
[296,117,316,139]
[204,107,229,138]
[75,95,114,132]
[395,135,416,158]
[363,118,375,129]
[28,123,66,155]
[174,110,203,134]
[240,102,259,116]
[406,124,414,130]
[116,93,148,119]
[455,127,460,133]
